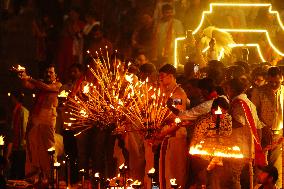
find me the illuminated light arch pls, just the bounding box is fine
[228,44,266,62]
[193,3,284,34]
[218,29,284,57]
[174,3,284,67]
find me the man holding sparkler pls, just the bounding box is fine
[16,64,62,185]
[157,64,187,189]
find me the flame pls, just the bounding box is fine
[125,74,134,83]
[7,93,11,97]
[83,83,90,94]
[215,106,222,115]
[170,178,177,186]
[58,90,69,97]
[189,142,244,159]
[80,109,88,117]
[175,117,181,124]
[54,162,61,167]
[16,65,26,71]
[148,168,155,174]
[131,180,142,186]
[47,146,55,152]
[94,172,100,178]
[0,136,4,145]
[119,163,126,169]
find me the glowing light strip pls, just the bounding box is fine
[218,48,225,61]
[193,3,284,34]
[228,43,266,62]
[219,29,284,56]
[174,37,185,68]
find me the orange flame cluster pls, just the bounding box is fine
[65,48,173,135]
[189,141,244,159]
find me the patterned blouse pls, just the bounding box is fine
[191,112,232,145]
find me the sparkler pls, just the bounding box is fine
[65,48,173,136]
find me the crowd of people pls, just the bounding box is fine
[1,0,284,189]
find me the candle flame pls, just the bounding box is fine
[83,84,90,94]
[131,180,142,186]
[175,117,181,124]
[94,172,100,178]
[148,168,155,174]
[47,146,55,152]
[0,136,4,146]
[54,162,61,167]
[79,109,88,117]
[58,90,69,97]
[119,163,125,169]
[125,74,134,83]
[170,178,177,186]
[214,106,222,115]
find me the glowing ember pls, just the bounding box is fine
[58,90,69,97]
[189,141,244,159]
[0,136,4,146]
[170,178,177,186]
[214,106,222,115]
[148,168,155,174]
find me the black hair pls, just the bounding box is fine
[226,78,250,95]
[198,78,216,93]
[43,63,56,71]
[162,4,173,12]
[251,66,267,79]
[235,61,250,72]
[90,25,102,34]
[211,97,230,111]
[140,63,156,74]
[10,91,24,103]
[267,66,282,77]
[159,64,176,77]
